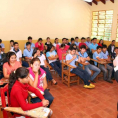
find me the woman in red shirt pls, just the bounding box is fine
[98,39,104,47]
[9,67,49,118]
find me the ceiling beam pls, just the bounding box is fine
[100,0,106,4]
[93,0,98,5]
[86,2,92,6]
[110,0,114,3]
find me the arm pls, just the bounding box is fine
[47,54,58,60]
[66,55,77,65]
[96,57,106,62]
[91,49,97,54]
[3,68,9,79]
[42,77,47,90]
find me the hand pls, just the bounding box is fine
[34,53,37,58]
[76,51,79,55]
[73,55,77,59]
[29,57,32,60]
[42,99,49,107]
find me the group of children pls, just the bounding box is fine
[0,36,118,117]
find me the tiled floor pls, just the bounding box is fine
[0,73,118,118]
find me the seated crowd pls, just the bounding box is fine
[0,36,118,117]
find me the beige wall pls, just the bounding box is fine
[90,0,118,41]
[0,0,91,41]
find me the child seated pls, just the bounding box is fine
[45,37,52,51]
[66,47,95,89]
[9,67,49,117]
[28,58,54,107]
[79,45,100,83]
[93,46,113,83]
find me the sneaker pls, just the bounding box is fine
[84,85,95,89]
[90,83,95,88]
[106,79,113,83]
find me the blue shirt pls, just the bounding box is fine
[93,51,103,66]
[79,52,89,66]
[85,41,91,48]
[66,54,78,71]
[46,50,57,64]
[89,43,98,52]
[75,42,79,46]
[24,43,35,49]
[101,51,109,59]
[23,48,33,57]
[0,43,5,48]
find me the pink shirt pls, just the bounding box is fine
[113,55,118,67]
[35,42,44,51]
[3,61,21,75]
[29,67,46,92]
[56,44,69,60]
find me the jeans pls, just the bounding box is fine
[22,61,29,68]
[99,64,113,81]
[40,66,53,81]
[114,70,118,82]
[85,64,101,81]
[31,89,54,108]
[50,61,62,77]
[71,66,90,85]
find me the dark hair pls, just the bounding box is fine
[9,67,29,95]
[81,37,85,40]
[7,52,16,65]
[102,44,107,48]
[28,36,32,40]
[80,45,86,49]
[69,44,77,50]
[38,38,43,42]
[32,48,40,57]
[87,37,90,39]
[99,39,103,44]
[71,38,75,42]
[30,58,41,75]
[66,38,69,41]
[26,42,31,46]
[13,42,18,46]
[54,38,58,43]
[75,37,78,39]
[0,39,2,43]
[97,46,102,50]
[47,37,50,40]
[93,38,97,40]
[62,38,66,41]
[46,44,54,52]
[70,47,76,51]
[60,44,65,48]
[10,40,14,43]
[114,47,118,50]
[112,40,115,42]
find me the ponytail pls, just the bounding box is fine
[8,67,29,95]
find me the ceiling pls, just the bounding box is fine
[86,0,114,6]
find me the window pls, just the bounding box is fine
[91,10,113,41]
[116,15,118,42]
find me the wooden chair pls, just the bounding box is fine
[62,53,80,87]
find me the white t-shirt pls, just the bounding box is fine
[38,54,46,66]
[53,43,60,47]
[10,48,22,62]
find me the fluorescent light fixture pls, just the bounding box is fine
[84,0,93,2]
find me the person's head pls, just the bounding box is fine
[38,38,43,44]
[32,48,40,57]
[66,38,69,44]
[59,44,65,50]
[75,37,79,42]
[97,46,102,53]
[7,52,16,65]
[47,44,54,52]
[114,47,118,54]
[54,38,59,43]
[81,37,85,43]
[91,39,93,43]
[26,42,31,49]
[13,42,19,50]
[62,38,66,44]
[111,40,115,45]
[86,37,90,42]
[102,44,107,52]
[71,38,75,44]
[69,47,76,55]
[93,38,97,44]
[46,37,50,42]
[28,36,32,43]
[10,40,14,46]
[99,39,103,44]
[30,58,41,74]
[0,39,2,44]
[69,44,77,49]
[9,67,29,94]
[80,45,86,54]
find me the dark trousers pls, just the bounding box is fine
[114,70,118,82]
[71,67,90,85]
[40,66,53,81]
[31,89,54,108]
[50,61,62,77]
[22,61,29,68]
